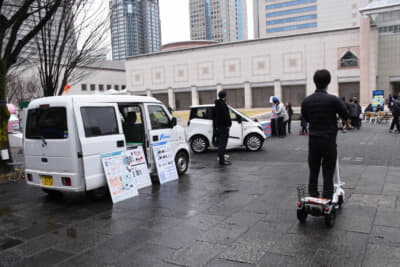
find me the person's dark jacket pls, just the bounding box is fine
[392,99,400,116]
[287,106,294,119]
[214,99,232,129]
[355,102,362,116]
[301,89,348,137]
[349,103,358,118]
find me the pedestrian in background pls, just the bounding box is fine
[341,97,351,130]
[301,69,348,199]
[286,102,294,134]
[214,90,232,166]
[389,95,400,133]
[349,98,358,129]
[299,114,308,135]
[272,97,289,137]
[353,97,362,129]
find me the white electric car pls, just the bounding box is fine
[187,104,266,153]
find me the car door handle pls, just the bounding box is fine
[153,135,159,142]
[117,140,124,147]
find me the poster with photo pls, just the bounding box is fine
[152,141,178,184]
[125,146,152,189]
[101,151,138,204]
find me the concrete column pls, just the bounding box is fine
[146,88,152,97]
[274,79,282,101]
[191,85,199,106]
[168,87,176,110]
[360,16,371,106]
[244,81,252,109]
[216,83,223,96]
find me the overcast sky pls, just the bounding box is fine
[94,0,254,59]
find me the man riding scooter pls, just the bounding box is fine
[301,69,348,199]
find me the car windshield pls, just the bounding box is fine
[229,106,251,122]
[26,107,68,139]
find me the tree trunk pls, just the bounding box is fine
[0,59,12,174]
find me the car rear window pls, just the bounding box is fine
[81,107,119,137]
[26,107,68,139]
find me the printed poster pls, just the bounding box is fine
[152,141,178,184]
[125,146,152,189]
[101,151,139,204]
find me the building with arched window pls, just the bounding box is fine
[124,0,400,109]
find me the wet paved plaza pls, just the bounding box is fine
[1,123,400,266]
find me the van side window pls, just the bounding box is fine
[81,107,119,137]
[148,105,170,130]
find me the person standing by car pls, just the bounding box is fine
[272,97,289,137]
[285,102,294,134]
[301,69,348,199]
[214,90,232,166]
[353,97,362,129]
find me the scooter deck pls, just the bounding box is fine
[303,197,331,205]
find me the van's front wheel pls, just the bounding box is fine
[175,151,189,175]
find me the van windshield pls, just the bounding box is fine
[26,107,68,139]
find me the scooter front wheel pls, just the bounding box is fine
[325,209,336,227]
[297,208,308,223]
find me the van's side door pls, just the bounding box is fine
[144,104,175,169]
[74,103,126,191]
[227,109,243,149]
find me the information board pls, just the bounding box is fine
[152,141,179,184]
[125,146,152,189]
[101,151,139,204]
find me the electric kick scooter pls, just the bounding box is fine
[296,157,345,227]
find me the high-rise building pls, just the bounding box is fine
[110,0,161,61]
[190,0,248,43]
[253,0,370,38]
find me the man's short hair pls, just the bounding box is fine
[313,69,331,89]
[218,90,227,99]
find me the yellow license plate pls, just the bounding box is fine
[41,176,53,186]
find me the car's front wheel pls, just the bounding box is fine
[245,134,264,151]
[190,135,208,153]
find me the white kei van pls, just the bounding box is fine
[187,105,266,153]
[24,95,190,197]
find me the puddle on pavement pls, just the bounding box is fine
[0,238,23,250]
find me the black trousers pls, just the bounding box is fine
[308,135,337,199]
[390,114,400,131]
[217,128,229,163]
[287,119,292,134]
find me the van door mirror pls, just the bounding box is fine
[170,117,177,128]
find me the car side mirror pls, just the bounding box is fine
[253,118,259,122]
[237,116,242,123]
[170,117,177,128]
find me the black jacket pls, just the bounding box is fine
[214,99,232,129]
[301,89,348,137]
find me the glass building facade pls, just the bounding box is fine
[190,0,248,43]
[110,0,161,61]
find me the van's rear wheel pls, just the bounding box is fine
[191,135,208,153]
[245,134,263,151]
[87,187,108,201]
[175,151,189,175]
